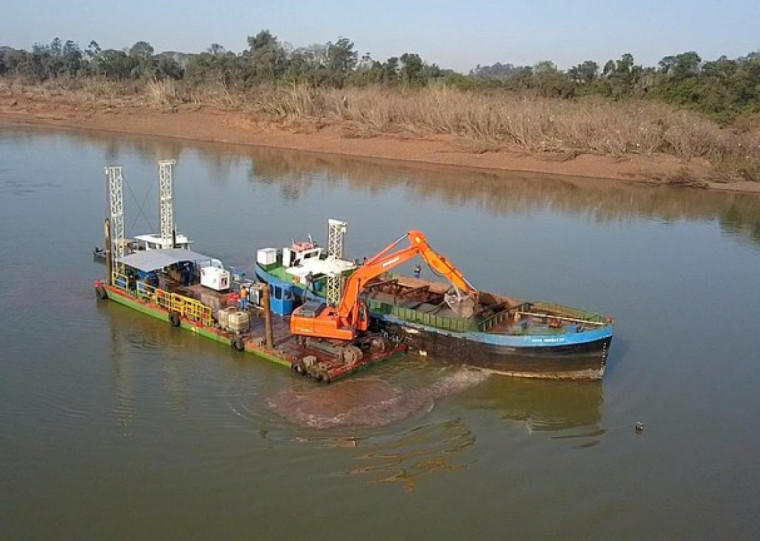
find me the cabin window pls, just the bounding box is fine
[274,286,282,300]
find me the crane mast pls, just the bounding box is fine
[105,165,124,276]
[158,159,176,247]
[325,219,348,307]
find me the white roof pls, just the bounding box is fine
[117,248,215,272]
[285,256,357,279]
[134,233,192,246]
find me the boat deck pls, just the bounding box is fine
[364,275,605,336]
[99,276,405,383]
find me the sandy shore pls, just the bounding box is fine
[2,95,759,194]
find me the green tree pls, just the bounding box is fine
[568,60,598,85]
[382,57,400,84]
[532,60,573,97]
[186,46,244,88]
[599,53,642,97]
[156,53,182,79]
[400,52,423,85]
[82,41,102,75]
[347,52,379,86]
[1,48,31,78]
[659,51,701,79]
[325,37,357,86]
[60,40,82,77]
[98,49,138,79]
[245,30,287,83]
[128,41,157,78]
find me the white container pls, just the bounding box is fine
[201,266,231,291]
[282,247,294,267]
[217,307,233,329]
[227,311,250,333]
[257,248,277,266]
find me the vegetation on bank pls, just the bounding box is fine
[1,32,759,182]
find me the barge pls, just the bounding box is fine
[257,226,614,380]
[95,163,404,383]
[93,261,403,383]
[365,275,613,380]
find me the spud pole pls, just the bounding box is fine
[104,218,112,285]
[261,284,274,349]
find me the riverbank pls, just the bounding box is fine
[2,85,759,194]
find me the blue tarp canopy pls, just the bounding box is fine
[116,249,216,272]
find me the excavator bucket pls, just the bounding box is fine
[445,292,477,319]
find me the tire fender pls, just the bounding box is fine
[231,337,245,352]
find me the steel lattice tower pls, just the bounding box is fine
[325,219,348,307]
[105,165,124,274]
[158,160,176,246]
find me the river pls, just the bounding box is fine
[1,123,759,539]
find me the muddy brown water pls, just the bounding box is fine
[1,123,760,539]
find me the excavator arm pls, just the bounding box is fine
[407,230,477,301]
[290,230,478,341]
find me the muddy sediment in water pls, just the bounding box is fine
[266,369,489,429]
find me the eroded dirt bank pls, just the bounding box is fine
[1,95,758,194]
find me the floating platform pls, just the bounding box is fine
[94,278,405,383]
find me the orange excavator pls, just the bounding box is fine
[289,230,478,347]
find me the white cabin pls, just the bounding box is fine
[134,233,193,251]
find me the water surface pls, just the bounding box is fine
[1,123,759,539]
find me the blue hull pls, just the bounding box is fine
[371,314,612,379]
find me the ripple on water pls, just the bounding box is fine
[348,417,477,492]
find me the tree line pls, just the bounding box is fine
[1,31,758,124]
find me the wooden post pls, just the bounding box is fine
[104,218,112,285]
[261,284,274,349]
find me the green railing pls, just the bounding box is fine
[367,298,479,333]
[477,309,509,332]
[530,301,608,325]
[367,297,609,335]
[111,272,213,327]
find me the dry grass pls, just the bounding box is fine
[2,78,758,181]
[234,85,759,180]
[145,79,178,109]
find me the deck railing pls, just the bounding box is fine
[477,309,509,332]
[365,294,610,335]
[367,298,478,333]
[528,301,609,326]
[111,272,213,327]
